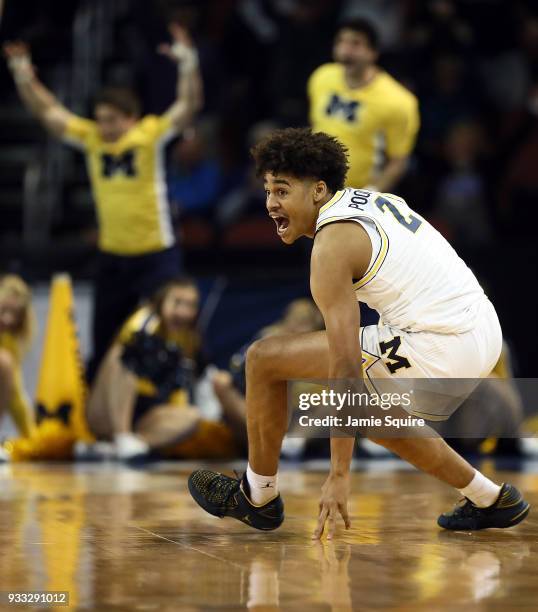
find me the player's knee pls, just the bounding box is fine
[0,349,14,382]
[246,337,280,377]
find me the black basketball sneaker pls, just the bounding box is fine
[188,470,284,531]
[438,483,530,530]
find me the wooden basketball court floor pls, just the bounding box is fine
[1,459,537,611]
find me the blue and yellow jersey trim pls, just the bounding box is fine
[315,205,390,291]
[352,217,389,290]
[318,189,346,216]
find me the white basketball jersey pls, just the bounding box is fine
[315,188,487,333]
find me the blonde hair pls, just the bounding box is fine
[0,274,36,355]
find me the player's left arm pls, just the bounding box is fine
[310,222,371,539]
[370,95,420,192]
[160,23,204,132]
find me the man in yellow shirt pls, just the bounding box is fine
[308,18,419,191]
[4,24,203,379]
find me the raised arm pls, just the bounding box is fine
[310,221,372,539]
[3,41,75,139]
[158,24,203,132]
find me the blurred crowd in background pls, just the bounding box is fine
[1,0,537,248]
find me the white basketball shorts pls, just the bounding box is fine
[360,299,503,420]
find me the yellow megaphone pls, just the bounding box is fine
[6,274,93,460]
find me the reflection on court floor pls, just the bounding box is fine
[0,461,537,610]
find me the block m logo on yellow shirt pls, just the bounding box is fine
[101,149,137,178]
[326,94,361,123]
[63,114,179,255]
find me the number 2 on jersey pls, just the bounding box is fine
[375,195,422,233]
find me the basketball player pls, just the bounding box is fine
[308,18,419,191]
[3,24,203,379]
[188,128,530,536]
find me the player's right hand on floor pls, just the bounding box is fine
[312,472,351,540]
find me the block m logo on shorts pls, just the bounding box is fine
[379,336,412,374]
[101,149,137,178]
[326,94,361,122]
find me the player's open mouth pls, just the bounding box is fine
[272,215,290,235]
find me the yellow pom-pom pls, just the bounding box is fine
[6,420,76,461]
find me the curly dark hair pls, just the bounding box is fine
[251,128,349,194]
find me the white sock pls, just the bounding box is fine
[459,470,501,508]
[246,464,278,505]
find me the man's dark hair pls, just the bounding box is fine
[337,17,379,51]
[93,87,142,117]
[251,128,349,194]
